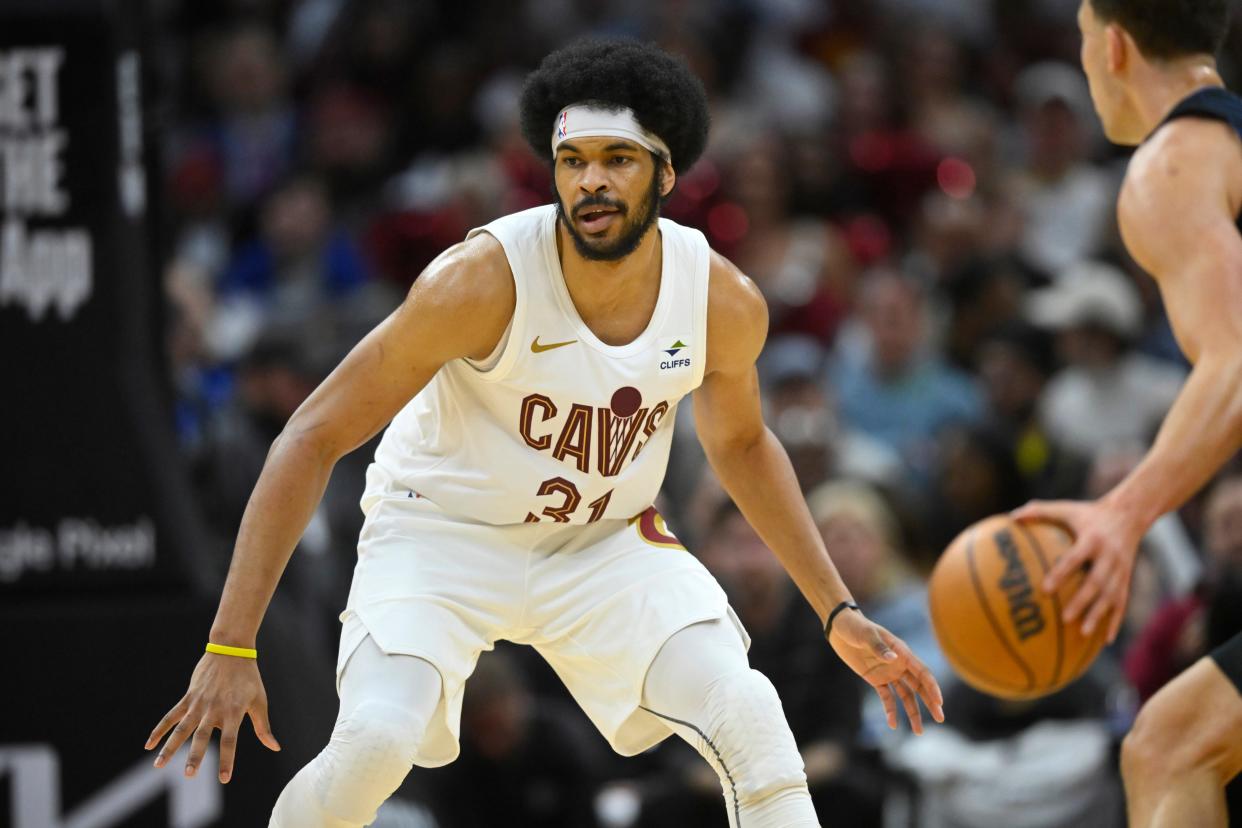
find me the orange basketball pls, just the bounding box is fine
[928,514,1109,700]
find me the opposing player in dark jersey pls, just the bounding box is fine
[1015,1,1242,825]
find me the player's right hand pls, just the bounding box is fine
[145,652,281,783]
[1012,497,1145,643]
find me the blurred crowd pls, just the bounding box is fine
[154,1,1242,826]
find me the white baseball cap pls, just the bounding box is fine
[1026,260,1143,338]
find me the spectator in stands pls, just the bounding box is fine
[977,322,1088,501]
[760,335,904,491]
[210,175,373,362]
[900,26,996,159]
[941,256,1044,372]
[830,268,984,476]
[194,332,318,541]
[907,192,997,288]
[721,134,854,345]
[924,423,1030,554]
[833,51,941,227]
[306,83,396,217]
[1028,260,1185,457]
[1007,62,1115,275]
[192,23,299,212]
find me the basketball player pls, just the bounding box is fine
[1013,1,1242,825]
[145,40,944,827]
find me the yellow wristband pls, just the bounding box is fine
[206,642,258,659]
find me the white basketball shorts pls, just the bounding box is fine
[336,471,750,768]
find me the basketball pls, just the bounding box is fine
[928,514,1109,700]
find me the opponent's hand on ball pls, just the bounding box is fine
[1013,497,1145,643]
[827,609,945,734]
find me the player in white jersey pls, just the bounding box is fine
[146,40,944,827]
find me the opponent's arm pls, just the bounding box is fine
[1108,123,1242,523]
[147,234,515,781]
[693,253,943,732]
[1017,120,1242,641]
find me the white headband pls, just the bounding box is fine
[551,103,671,163]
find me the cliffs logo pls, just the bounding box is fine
[660,339,690,370]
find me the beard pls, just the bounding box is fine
[555,168,662,262]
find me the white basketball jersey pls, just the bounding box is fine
[369,205,711,526]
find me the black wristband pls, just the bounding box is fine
[824,601,861,639]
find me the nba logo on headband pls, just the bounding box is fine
[551,103,672,163]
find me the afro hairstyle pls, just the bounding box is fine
[519,39,710,175]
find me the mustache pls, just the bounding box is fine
[572,195,627,219]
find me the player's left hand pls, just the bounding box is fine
[1012,497,1146,644]
[827,609,944,734]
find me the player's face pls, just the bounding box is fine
[1078,2,1112,125]
[1078,0,1138,144]
[553,138,669,262]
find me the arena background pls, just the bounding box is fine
[2,0,1241,826]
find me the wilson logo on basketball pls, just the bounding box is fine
[994,529,1046,641]
[930,515,1106,700]
[518,387,671,477]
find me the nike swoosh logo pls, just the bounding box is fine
[531,336,578,353]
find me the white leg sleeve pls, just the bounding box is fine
[270,634,443,828]
[641,619,820,828]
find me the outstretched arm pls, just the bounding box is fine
[146,234,515,782]
[1017,119,1242,641]
[205,236,514,653]
[693,252,944,732]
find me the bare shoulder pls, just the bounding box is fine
[1122,118,1242,275]
[705,249,768,374]
[410,231,514,312]
[397,231,515,361]
[1128,118,1242,205]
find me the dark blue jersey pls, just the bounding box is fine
[1157,86,1242,232]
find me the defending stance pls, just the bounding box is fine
[147,40,943,828]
